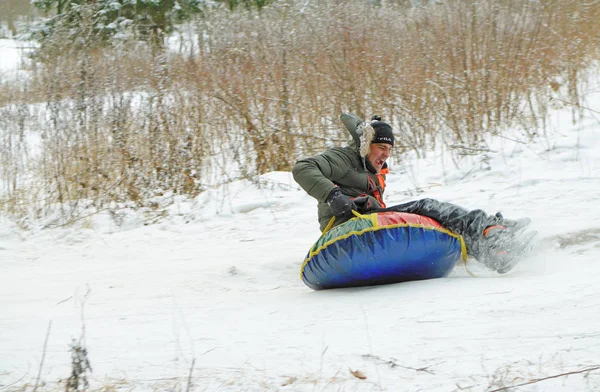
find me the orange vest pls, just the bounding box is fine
[366,168,388,208]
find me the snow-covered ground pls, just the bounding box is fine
[2,104,600,391]
[1,38,600,390]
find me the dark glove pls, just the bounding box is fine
[326,188,355,218]
[352,196,378,213]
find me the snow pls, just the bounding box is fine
[0,39,21,71]
[2,48,600,392]
[0,39,32,79]
[2,108,599,391]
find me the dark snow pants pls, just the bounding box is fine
[375,198,500,259]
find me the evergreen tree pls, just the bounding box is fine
[28,0,213,52]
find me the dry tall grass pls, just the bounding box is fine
[1,0,599,222]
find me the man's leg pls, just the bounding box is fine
[376,198,500,259]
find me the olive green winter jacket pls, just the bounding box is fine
[292,138,386,232]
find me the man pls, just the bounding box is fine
[292,114,532,274]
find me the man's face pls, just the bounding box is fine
[367,143,392,173]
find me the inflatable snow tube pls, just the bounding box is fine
[301,211,467,290]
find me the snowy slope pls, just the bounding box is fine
[2,110,600,390]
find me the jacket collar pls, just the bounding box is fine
[365,156,378,174]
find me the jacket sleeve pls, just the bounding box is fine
[292,148,352,203]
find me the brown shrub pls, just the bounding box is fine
[1,0,599,219]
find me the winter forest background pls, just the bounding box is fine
[1,0,599,227]
[2,1,600,391]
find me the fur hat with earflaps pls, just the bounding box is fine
[358,115,394,157]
